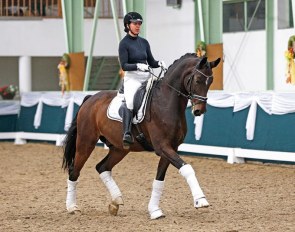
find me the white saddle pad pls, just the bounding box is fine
[107,77,156,124]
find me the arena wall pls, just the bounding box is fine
[1,91,294,164]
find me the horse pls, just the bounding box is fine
[62,53,221,219]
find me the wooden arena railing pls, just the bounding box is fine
[0,0,123,18]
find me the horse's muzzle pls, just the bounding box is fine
[192,104,206,116]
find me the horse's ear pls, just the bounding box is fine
[210,57,221,69]
[197,57,208,69]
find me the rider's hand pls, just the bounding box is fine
[158,61,167,70]
[137,63,149,72]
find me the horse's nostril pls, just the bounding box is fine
[194,110,201,116]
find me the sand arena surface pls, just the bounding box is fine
[0,142,294,232]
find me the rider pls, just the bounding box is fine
[119,12,167,148]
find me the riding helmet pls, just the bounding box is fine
[123,12,143,32]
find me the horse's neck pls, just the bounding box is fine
[153,57,196,116]
[155,75,188,113]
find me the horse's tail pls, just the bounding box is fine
[62,95,92,171]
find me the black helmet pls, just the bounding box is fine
[123,12,143,32]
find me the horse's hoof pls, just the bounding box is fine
[67,205,81,214]
[195,197,209,208]
[109,202,119,216]
[150,209,165,220]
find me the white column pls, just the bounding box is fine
[18,56,32,93]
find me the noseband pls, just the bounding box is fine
[167,68,213,103]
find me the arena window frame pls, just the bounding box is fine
[223,0,294,32]
[223,0,266,33]
[277,0,294,29]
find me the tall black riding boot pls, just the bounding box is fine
[122,107,134,149]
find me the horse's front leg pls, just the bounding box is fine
[160,146,209,209]
[148,156,169,219]
[179,163,209,208]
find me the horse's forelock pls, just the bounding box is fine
[196,56,209,69]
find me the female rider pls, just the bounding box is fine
[119,12,166,148]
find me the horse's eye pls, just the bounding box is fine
[196,80,202,84]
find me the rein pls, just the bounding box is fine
[148,67,165,79]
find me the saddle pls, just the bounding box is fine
[107,76,157,123]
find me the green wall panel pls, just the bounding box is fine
[2,103,295,153]
[0,115,18,132]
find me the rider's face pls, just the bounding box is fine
[128,22,142,36]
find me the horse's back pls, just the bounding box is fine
[93,90,117,102]
[83,90,116,107]
[78,90,117,123]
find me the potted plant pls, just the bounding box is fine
[0,85,18,100]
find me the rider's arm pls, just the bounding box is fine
[145,40,160,69]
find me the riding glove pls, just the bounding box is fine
[158,61,167,70]
[137,63,149,72]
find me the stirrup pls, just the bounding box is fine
[123,133,134,149]
[123,133,133,143]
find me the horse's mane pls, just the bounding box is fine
[165,53,199,74]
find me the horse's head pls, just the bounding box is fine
[164,53,220,116]
[185,56,221,116]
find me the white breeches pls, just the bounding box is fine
[123,71,150,110]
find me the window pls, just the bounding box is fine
[84,0,124,18]
[0,0,123,18]
[278,0,294,29]
[223,0,265,33]
[247,0,265,31]
[223,2,244,32]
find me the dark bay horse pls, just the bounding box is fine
[62,53,220,219]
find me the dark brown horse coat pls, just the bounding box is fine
[62,53,220,217]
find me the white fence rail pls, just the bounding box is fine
[1,132,294,164]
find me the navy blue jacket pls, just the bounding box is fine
[119,34,159,71]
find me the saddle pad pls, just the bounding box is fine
[107,77,155,124]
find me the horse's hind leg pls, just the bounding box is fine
[148,156,170,219]
[66,136,97,214]
[95,147,128,216]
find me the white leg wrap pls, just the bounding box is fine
[148,180,165,219]
[179,164,209,208]
[100,171,122,201]
[66,179,80,212]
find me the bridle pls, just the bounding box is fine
[148,65,212,104]
[167,68,213,103]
